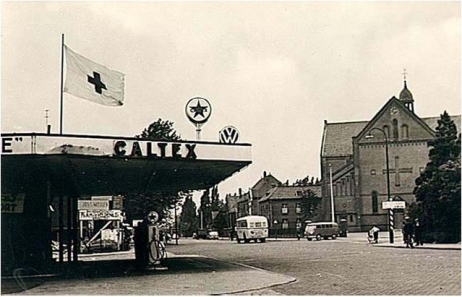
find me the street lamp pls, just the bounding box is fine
[366,127,394,244]
[329,164,335,223]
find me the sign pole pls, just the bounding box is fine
[384,138,394,244]
[174,205,178,245]
[367,127,393,243]
[196,123,202,141]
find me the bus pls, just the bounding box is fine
[304,222,339,241]
[235,215,268,243]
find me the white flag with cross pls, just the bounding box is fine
[63,45,125,106]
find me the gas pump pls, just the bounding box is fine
[134,211,167,270]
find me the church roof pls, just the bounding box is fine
[321,120,368,157]
[422,115,461,133]
[321,114,461,158]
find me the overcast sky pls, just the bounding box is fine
[2,1,461,201]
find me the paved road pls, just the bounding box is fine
[168,237,461,295]
[3,234,459,295]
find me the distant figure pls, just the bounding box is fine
[414,219,423,246]
[296,226,301,241]
[369,226,380,243]
[403,218,415,248]
[401,221,406,243]
[230,226,236,241]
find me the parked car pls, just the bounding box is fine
[305,222,339,241]
[207,231,219,240]
[193,229,208,239]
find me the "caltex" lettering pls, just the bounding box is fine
[113,141,197,159]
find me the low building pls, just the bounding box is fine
[231,171,281,219]
[259,184,322,237]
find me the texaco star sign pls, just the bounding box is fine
[185,97,212,124]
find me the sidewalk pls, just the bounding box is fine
[3,251,296,295]
[258,232,461,250]
[345,232,461,250]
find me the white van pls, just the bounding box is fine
[236,215,268,243]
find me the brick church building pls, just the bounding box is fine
[320,80,460,232]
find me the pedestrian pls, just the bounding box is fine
[296,226,301,241]
[369,226,380,243]
[401,221,406,243]
[414,219,423,246]
[230,226,236,241]
[403,217,414,248]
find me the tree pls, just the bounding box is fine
[123,119,182,223]
[211,200,228,236]
[300,189,321,222]
[124,192,181,223]
[209,186,228,234]
[180,195,198,237]
[413,111,461,243]
[136,118,181,141]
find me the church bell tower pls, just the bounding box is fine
[399,69,414,112]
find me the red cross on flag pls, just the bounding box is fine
[63,45,125,106]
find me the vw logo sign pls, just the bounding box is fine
[219,126,239,144]
[185,97,212,124]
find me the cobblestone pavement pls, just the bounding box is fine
[2,234,460,295]
[168,236,461,295]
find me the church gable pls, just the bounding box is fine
[356,97,435,144]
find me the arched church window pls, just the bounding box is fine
[345,177,349,196]
[349,174,354,195]
[372,191,378,213]
[401,124,409,139]
[392,119,399,140]
[383,125,390,139]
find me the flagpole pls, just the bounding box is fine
[60,34,65,135]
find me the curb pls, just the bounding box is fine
[1,273,60,281]
[373,244,461,251]
[77,250,134,257]
[201,255,297,295]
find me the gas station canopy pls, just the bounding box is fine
[1,133,252,195]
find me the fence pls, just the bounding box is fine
[269,227,301,238]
